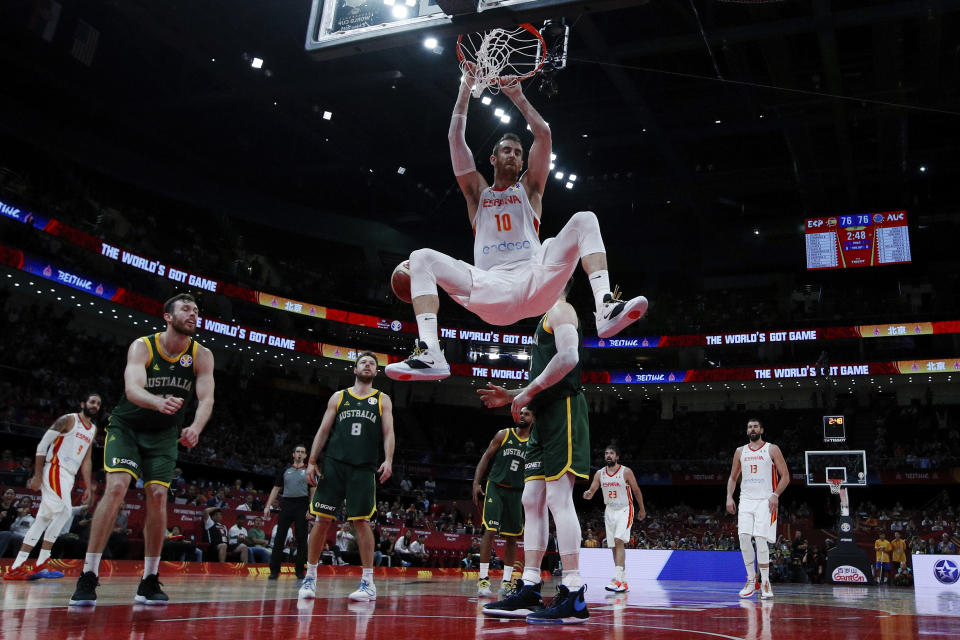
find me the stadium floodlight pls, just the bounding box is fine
[251,57,263,69]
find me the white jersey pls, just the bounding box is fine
[46,414,97,476]
[739,442,777,501]
[601,465,631,509]
[472,183,541,271]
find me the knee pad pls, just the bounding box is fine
[755,538,769,565]
[522,480,547,552]
[739,533,756,564]
[545,475,581,556]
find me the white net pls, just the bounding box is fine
[457,25,545,98]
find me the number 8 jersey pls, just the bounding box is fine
[325,389,383,469]
[473,183,542,271]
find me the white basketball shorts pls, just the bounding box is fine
[604,505,633,547]
[38,463,75,519]
[738,497,777,543]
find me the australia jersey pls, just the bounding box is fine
[487,428,528,489]
[325,389,383,469]
[528,314,583,412]
[46,414,97,475]
[601,464,631,509]
[472,183,541,271]
[739,442,777,501]
[110,334,198,431]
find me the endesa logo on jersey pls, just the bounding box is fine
[832,566,869,583]
[481,239,533,256]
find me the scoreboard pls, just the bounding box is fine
[805,210,912,270]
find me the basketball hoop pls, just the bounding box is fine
[828,478,844,495]
[457,24,547,98]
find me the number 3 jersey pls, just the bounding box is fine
[45,414,97,476]
[739,442,776,501]
[472,183,542,271]
[325,389,383,469]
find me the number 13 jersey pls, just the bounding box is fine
[473,183,541,271]
[739,442,776,501]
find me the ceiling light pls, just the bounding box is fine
[565,182,573,189]
[500,115,510,123]
[919,165,926,173]
[555,172,564,180]
[481,96,492,106]
[397,167,406,175]
[494,108,504,117]
[392,5,408,18]
[714,119,721,124]
[322,111,333,120]
[423,37,438,49]
[251,57,263,69]
[569,174,577,181]
[550,153,557,160]
[549,163,555,170]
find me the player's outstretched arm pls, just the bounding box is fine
[768,444,790,511]
[477,383,521,408]
[379,393,395,484]
[726,447,742,515]
[450,66,487,223]
[473,429,507,506]
[625,467,646,520]
[501,81,551,201]
[510,302,578,422]
[582,469,601,500]
[180,345,215,448]
[305,391,341,486]
[30,414,73,491]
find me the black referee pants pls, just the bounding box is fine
[270,497,308,578]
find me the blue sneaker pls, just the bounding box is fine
[298,576,317,599]
[482,580,545,618]
[28,561,64,580]
[526,584,589,624]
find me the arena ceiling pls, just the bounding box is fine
[2,0,959,279]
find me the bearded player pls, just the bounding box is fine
[385,71,647,382]
[725,418,789,600]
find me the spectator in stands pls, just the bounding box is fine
[14,457,32,474]
[226,514,251,564]
[336,521,359,565]
[0,498,35,557]
[206,488,228,509]
[394,530,417,567]
[806,546,825,584]
[379,534,395,567]
[246,517,271,563]
[161,525,200,561]
[236,495,256,512]
[204,506,229,561]
[893,565,913,587]
[399,477,412,494]
[791,531,808,582]
[0,488,18,531]
[169,468,186,495]
[270,521,295,563]
[583,530,599,548]
[938,533,957,554]
[0,451,14,471]
[462,537,481,569]
[409,535,429,566]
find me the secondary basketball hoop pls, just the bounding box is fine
[456,24,547,97]
[828,478,843,495]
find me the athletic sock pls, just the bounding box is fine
[415,313,441,353]
[521,566,541,586]
[37,549,51,566]
[143,556,160,578]
[759,566,769,584]
[561,569,582,590]
[745,564,756,582]
[589,270,611,310]
[615,566,625,582]
[83,552,102,576]
[11,551,29,570]
[502,566,513,583]
[362,567,374,585]
[479,562,489,579]
[306,563,318,579]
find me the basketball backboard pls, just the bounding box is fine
[804,450,868,487]
[305,0,647,59]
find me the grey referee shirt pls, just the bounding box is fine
[275,465,309,499]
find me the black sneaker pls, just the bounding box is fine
[134,574,169,605]
[482,580,545,618]
[526,584,589,625]
[69,571,99,606]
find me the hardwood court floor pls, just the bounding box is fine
[2,573,959,639]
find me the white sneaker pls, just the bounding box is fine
[605,578,628,593]
[595,288,648,338]
[760,581,774,599]
[298,576,317,599]
[478,577,493,597]
[739,579,757,598]
[348,578,377,601]
[384,341,450,381]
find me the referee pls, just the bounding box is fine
[265,444,311,580]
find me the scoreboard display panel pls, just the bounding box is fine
[805,210,911,270]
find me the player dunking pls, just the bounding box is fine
[479,279,590,624]
[70,294,215,606]
[3,393,100,581]
[472,406,532,597]
[582,443,646,593]
[725,418,790,599]
[298,352,395,602]
[385,71,647,382]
